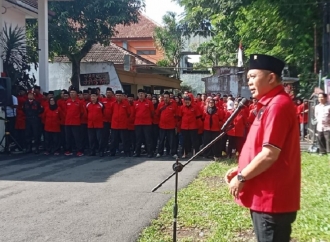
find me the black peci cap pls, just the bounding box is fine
[90,89,98,95]
[115,90,123,94]
[249,54,285,77]
[137,89,145,93]
[127,94,134,98]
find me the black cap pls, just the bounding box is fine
[78,91,82,94]
[115,90,123,94]
[127,94,134,98]
[106,87,113,92]
[249,54,285,77]
[91,89,98,95]
[34,85,40,90]
[70,86,79,93]
[43,92,47,96]
[83,90,89,94]
[164,91,170,95]
[138,89,145,93]
[63,90,69,95]
[48,91,54,95]
[184,96,191,101]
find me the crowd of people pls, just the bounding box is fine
[3,85,262,159]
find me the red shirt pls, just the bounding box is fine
[34,93,44,103]
[134,99,154,125]
[44,107,61,132]
[15,95,27,129]
[57,99,67,125]
[297,103,308,124]
[86,102,104,128]
[65,99,84,126]
[227,109,248,137]
[80,100,89,124]
[127,103,135,130]
[203,108,225,131]
[157,101,178,129]
[237,85,301,213]
[110,101,131,129]
[179,104,201,130]
[101,97,116,123]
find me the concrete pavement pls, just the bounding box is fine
[0,153,210,242]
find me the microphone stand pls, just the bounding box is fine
[152,124,234,242]
[152,98,248,242]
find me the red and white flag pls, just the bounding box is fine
[237,42,243,67]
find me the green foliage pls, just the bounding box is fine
[0,23,37,90]
[26,0,144,88]
[178,0,322,96]
[139,153,330,241]
[154,12,185,79]
[156,59,172,67]
[180,84,193,92]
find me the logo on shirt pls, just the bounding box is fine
[257,107,265,120]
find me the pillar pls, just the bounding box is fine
[38,0,49,91]
[0,0,3,74]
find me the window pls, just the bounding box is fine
[137,50,156,55]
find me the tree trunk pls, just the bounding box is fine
[71,58,81,89]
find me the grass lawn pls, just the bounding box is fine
[138,153,330,242]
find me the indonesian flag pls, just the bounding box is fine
[237,42,243,67]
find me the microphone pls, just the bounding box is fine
[221,98,248,132]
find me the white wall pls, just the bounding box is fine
[31,62,124,94]
[3,7,26,30]
[180,73,209,95]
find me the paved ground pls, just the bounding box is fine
[0,153,209,242]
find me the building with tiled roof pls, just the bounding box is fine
[53,43,155,70]
[111,13,164,64]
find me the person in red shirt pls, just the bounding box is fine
[109,90,131,157]
[57,90,69,150]
[178,96,202,158]
[33,85,44,103]
[100,87,115,152]
[15,87,27,149]
[80,90,90,151]
[226,54,300,242]
[202,98,225,159]
[44,97,62,155]
[127,94,136,152]
[133,89,154,158]
[155,91,179,158]
[86,89,104,156]
[64,87,85,156]
[297,99,309,140]
[151,95,160,154]
[227,100,248,158]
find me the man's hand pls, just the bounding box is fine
[229,175,244,198]
[225,166,238,184]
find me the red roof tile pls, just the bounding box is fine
[53,43,155,65]
[113,13,160,39]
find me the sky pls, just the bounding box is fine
[144,0,184,25]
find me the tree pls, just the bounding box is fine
[178,0,322,97]
[27,0,144,88]
[0,23,37,90]
[154,12,185,79]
